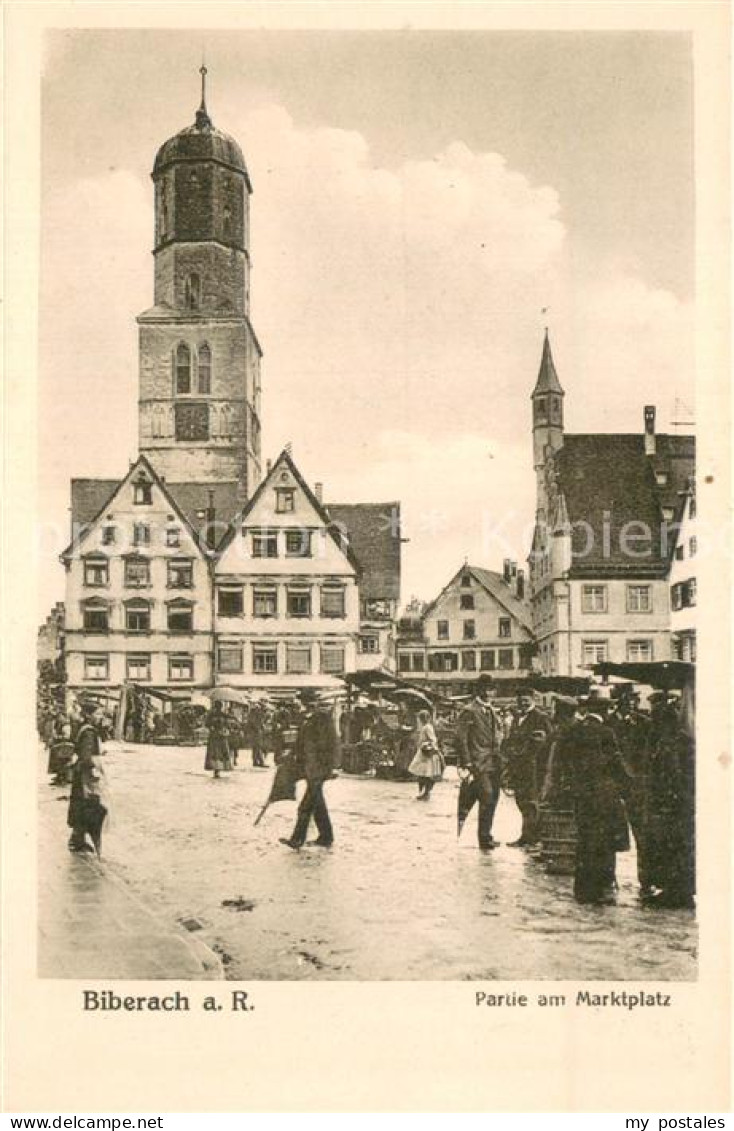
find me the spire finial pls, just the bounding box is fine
[195,58,212,129]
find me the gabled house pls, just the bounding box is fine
[214,450,361,689]
[61,455,214,696]
[669,477,697,662]
[397,561,534,691]
[528,332,695,675]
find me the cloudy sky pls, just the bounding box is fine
[39,29,694,615]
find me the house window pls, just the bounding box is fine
[217,644,244,674]
[169,655,194,682]
[251,531,278,558]
[167,559,193,589]
[126,654,151,682]
[581,585,607,613]
[84,654,109,681]
[480,650,496,670]
[461,574,472,587]
[167,601,193,633]
[321,586,346,619]
[398,654,411,673]
[133,479,153,505]
[125,601,151,634]
[83,558,108,587]
[253,645,278,674]
[287,588,312,618]
[286,645,312,675]
[321,645,346,675]
[627,639,653,662]
[362,598,390,620]
[166,527,181,548]
[276,488,296,514]
[684,578,697,607]
[499,617,512,638]
[461,651,477,671]
[198,344,211,394]
[285,530,312,557]
[411,653,425,671]
[428,651,458,673]
[359,635,379,654]
[82,602,109,633]
[101,526,116,546]
[184,273,201,311]
[463,620,476,641]
[627,585,652,613]
[125,557,150,588]
[175,402,209,441]
[689,497,697,519]
[437,620,449,640]
[689,536,697,557]
[253,587,278,618]
[175,343,191,394]
[582,640,608,665]
[498,648,514,670]
[671,584,683,612]
[675,545,685,561]
[218,587,244,617]
[460,594,474,610]
[132,524,150,548]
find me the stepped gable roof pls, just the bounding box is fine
[327,503,402,601]
[554,432,695,576]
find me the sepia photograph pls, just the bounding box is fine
[33,26,703,985]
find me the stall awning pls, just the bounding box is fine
[592,661,695,691]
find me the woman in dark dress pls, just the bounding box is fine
[204,702,233,779]
[643,702,695,908]
[67,704,110,855]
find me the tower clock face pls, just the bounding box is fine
[175,402,209,442]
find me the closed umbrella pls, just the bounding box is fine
[457,771,480,838]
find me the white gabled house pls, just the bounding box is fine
[214,450,361,689]
[61,455,215,698]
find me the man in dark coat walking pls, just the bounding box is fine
[280,693,338,849]
[67,701,109,855]
[456,675,505,849]
[503,691,554,847]
[609,688,653,894]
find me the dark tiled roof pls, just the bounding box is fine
[555,433,695,577]
[470,567,534,633]
[327,503,402,601]
[71,477,242,544]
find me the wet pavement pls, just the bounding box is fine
[41,742,697,981]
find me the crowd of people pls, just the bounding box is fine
[39,675,695,911]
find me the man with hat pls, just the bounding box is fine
[609,685,653,894]
[456,675,505,849]
[67,700,109,855]
[502,689,553,847]
[280,691,338,850]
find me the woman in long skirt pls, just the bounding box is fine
[204,703,232,779]
[408,709,444,799]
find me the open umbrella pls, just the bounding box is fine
[389,688,434,711]
[209,687,253,706]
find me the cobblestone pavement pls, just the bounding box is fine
[41,742,697,981]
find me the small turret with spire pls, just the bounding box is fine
[531,328,565,518]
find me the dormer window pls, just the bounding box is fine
[276,488,296,514]
[175,343,191,395]
[133,478,152,505]
[185,273,201,311]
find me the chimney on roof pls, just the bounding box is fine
[205,489,217,551]
[516,569,525,600]
[644,406,656,457]
[503,559,512,584]
[314,482,323,504]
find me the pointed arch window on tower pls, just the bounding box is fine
[535,396,548,423]
[175,343,191,395]
[184,273,201,311]
[197,344,211,394]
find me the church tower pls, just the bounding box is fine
[138,68,262,500]
[531,329,564,516]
